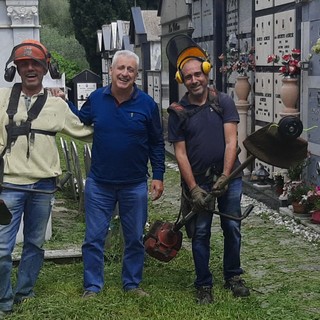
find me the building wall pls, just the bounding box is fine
[159,0,193,154]
[159,0,319,183]
[301,1,320,185]
[0,0,41,88]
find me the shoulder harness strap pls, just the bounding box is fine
[5,83,54,158]
[208,87,223,118]
[167,87,223,128]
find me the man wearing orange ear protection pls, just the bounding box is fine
[0,39,92,317]
[167,35,250,304]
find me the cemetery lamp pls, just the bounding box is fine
[255,164,270,185]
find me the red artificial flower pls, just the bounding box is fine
[268,49,301,77]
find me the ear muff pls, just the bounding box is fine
[48,63,61,79]
[202,60,212,75]
[47,53,61,79]
[175,70,184,84]
[175,58,212,84]
[4,65,16,82]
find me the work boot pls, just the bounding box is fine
[14,294,34,305]
[224,275,250,297]
[196,286,213,304]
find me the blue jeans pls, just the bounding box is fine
[192,177,243,288]
[82,177,148,292]
[0,178,55,312]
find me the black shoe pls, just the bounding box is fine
[196,286,213,304]
[224,275,250,297]
[14,295,34,305]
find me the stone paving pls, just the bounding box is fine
[242,194,320,244]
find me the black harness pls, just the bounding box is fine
[167,89,223,129]
[0,83,56,186]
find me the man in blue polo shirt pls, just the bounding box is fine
[69,50,165,298]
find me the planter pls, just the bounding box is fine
[279,77,299,116]
[291,201,307,214]
[274,176,284,196]
[311,210,320,224]
[275,185,284,197]
[234,76,251,105]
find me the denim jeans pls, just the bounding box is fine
[82,177,148,292]
[192,177,243,288]
[0,178,55,312]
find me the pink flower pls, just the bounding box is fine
[219,48,255,76]
[268,49,301,78]
[267,54,280,63]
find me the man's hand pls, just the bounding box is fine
[211,174,228,197]
[190,185,208,211]
[149,180,164,201]
[49,88,66,100]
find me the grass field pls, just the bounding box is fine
[6,135,320,320]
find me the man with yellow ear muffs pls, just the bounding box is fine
[166,34,250,304]
[166,34,212,84]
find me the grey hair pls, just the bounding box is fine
[111,50,139,68]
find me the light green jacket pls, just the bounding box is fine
[0,87,93,184]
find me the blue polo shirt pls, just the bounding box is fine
[70,84,165,184]
[168,91,240,174]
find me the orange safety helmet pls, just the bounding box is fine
[13,39,50,70]
[4,39,61,82]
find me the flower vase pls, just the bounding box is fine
[311,210,320,224]
[274,176,284,196]
[234,76,251,105]
[291,201,306,214]
[279,78,299,116]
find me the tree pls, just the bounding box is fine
[39,0,74,36]
[41,26,89,81]
[39,0,89,81]
[69,0,160,74]
[50,51,82,85]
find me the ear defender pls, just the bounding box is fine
[175,70,184,84]
[47,53,61,79]
[4,65,16,82]
[201,60,212,75]
[175,58,212,84]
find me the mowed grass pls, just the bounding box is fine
[7,135,320,319]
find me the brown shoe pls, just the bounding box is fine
[126,288,150,297]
